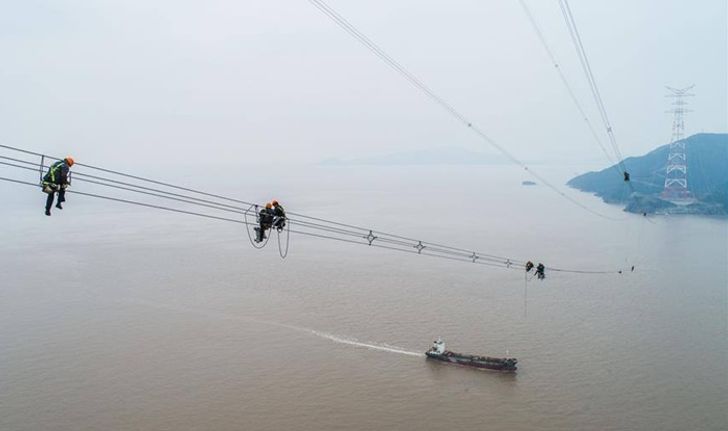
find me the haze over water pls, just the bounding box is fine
[1,165,726,430]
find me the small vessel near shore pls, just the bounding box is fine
[425,338,517,372]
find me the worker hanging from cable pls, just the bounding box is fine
[254,202,274,243]
[271,199,287,231]
[42,156,74,216]
[623,171,630,182]
[525,261,534,273]
[536,263,546,280]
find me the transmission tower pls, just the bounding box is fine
[661,85,695,203]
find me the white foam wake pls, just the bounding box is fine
[307,330,424,357]
[122,299,423,358]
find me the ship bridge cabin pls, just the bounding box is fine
[431,338,446,354]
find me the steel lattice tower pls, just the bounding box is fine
[661,85,695,203]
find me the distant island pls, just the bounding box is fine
[321,147,506,166]
[568,133,728,216]
[522,180,537,186]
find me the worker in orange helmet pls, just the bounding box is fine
[271,199,286,230]
[42,156,74,216]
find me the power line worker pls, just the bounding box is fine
[536,263,546,280]
[525,261,534,273]
[254,202,274,243]
[271,199,286,230]
[42,156,74,216]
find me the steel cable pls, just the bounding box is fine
[0,147,627,274]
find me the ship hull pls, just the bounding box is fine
[425,351,517,373]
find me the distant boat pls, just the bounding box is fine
[522,180,537,186]
[425,338,518,372]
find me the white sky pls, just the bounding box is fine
[1,0,726,167]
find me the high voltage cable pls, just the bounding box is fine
[557,0,628,176]
[306,0,624,221]
[0,146,625,275]
[517,0,622,179]
[0,159,517,264]
[0,152,520,264]
[0,173,616,274]
[0,145,526,261]
[4,142,551,261]
[0,175,527,271]
[0,153,523,264]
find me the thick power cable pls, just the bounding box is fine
[0,143,257,207]
[0,161,503,262]
[0,148,531,263]
[306,0,624,221]
[557,0,628,175]
[0,170,622,275]
[517,0,621,178]
[0,146,628,273]
[0,174,516,270]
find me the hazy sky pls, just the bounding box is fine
[1,0,725,167]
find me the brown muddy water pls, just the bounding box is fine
[1,165,726,430]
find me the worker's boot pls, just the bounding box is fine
[45,193,54,216]
[55,202,63,210]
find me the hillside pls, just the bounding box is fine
[568,133,728,215]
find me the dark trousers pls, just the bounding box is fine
[256,222,271,241]
[45,188,66,211]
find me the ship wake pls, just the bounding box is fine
[306,330,423,357]
[123,299,423,358]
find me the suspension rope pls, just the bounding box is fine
[277,221,291,259]
[523,271,527,318]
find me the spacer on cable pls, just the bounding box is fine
[414,241,425,254]
[39,155,45,184]
[365,230,377,246]
[471,252,479,263]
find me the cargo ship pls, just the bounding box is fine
[425,338,517,372]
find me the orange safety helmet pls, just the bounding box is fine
[271,199,279,206]
[65,156,75,166]
[265,202,273,209]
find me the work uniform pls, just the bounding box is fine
[255,207,275,242]
[272,204,286,229]
[43,160,70,215]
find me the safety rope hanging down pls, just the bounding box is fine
[0,145,628,275]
